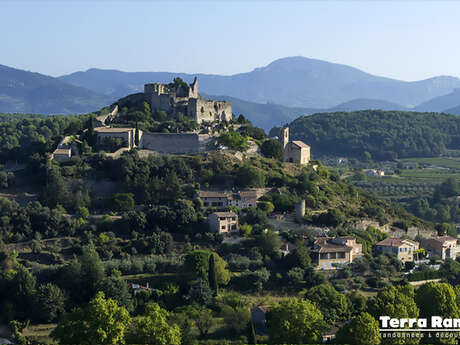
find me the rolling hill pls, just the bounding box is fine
[289,110,460,160]
[326,98,409,112]
[0,64,112,114]
[415,88,460,112]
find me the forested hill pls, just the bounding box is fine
[289,110,460,160]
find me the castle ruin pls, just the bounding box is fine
[144,77,232,124]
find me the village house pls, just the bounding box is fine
[198,189,265,209]
[198,191,230,209]
[52,148,72,162]
[94,127,136,149]
[229,190,259,208]
[375,238,419,262]
[365,169,385,177]
[208,211,238,234]
[420,236,457,260]
[311,236,363,270]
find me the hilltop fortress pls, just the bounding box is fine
[144,77,232,123]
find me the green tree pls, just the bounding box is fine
[126,302,181,345]
[267,298,327,344]
[182,250,230,286]
[247,320,257,344]
[51,292,131,345]
[9,265,37,321]
[284,244,312,270]
[80,243,106,301]
[208,253,218,296]
[97,276,134,312]
[112,193,135,212]
[36,283,66,322]
[304,284,349,323]
[256,231,282,257]
[218,131,249,151]
[186,279,213,306]
[135,122,140,146]
[347,291,367,317]
[194,307,215,338]
[367,285,419,344]
[261,139,284,160]
[416,282,459,323]
[235,165,266,188]
[335,312,380,345]
[257,201,275,214]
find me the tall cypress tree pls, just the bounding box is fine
[208,253,218,296]
[248,320,257,344]
[135,122,140,146]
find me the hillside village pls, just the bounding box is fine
[6,2,460,344]
[46,77,458,271]
[2,78,460,344]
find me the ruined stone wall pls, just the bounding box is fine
[140,132,213,154]
[188,99,232,123]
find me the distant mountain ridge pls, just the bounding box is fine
[415,88,460,112]
[59,56,460,109]
[0,64,111,114]
[3,57,460,130]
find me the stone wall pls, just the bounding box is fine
[188,99,233,123]
[140,132,213,154]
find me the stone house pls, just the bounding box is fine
[198,189,264,209]
[311,236,362,270]
[52,148,72,162]
[208,211,238,234]
[420,236,457,260]
[375,238,419,262]
[365,169,385,177]
[198,191,230,209]
[94,127,136,149]
[279,127,310,165]
[229,190,258,208]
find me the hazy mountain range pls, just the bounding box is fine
[0,64,111,114]
[2,56,460,129]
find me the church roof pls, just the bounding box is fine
[291,140,310,148]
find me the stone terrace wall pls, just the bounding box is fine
[140,133,213,154]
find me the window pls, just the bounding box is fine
[221,225,226,230]
[204,202,209,206]
[337,252,345,259]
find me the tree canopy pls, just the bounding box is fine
[266,298,327,344]
[289,110,460,160]
[51,291,131,345]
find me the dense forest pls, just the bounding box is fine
[0,113,87,162]
[288,110,460,160]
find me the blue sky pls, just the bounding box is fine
[2,1,460,81]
